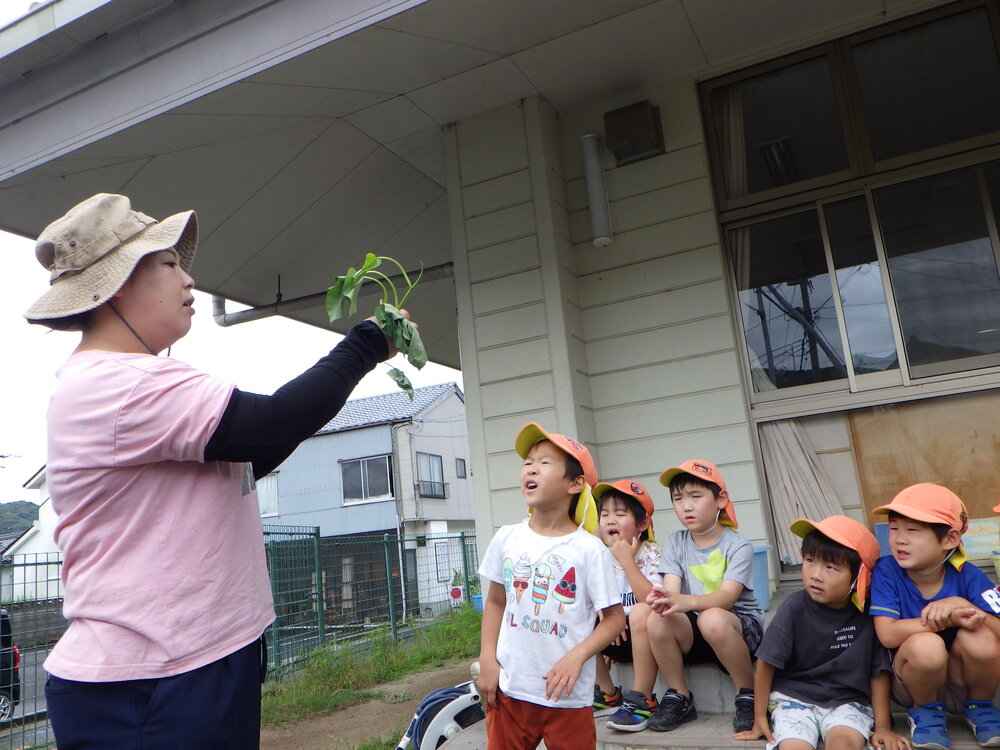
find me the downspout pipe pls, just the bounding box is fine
[211,261,455,327]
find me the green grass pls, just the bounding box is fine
[261,604,481,726]
[353,731,405,750]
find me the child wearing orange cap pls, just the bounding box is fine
[642,459,764,733]
[476,423,625,750]
[588,480,663,732]
[734,515,910,750]
[870,483,1000,750]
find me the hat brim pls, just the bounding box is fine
[515,422,549,459]
[25,210,197,325]
[871,502,944,526]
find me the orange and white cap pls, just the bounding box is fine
[790,515,881,612]
[659,459,737,529]
[593,479,655,542]
[515,422,598,533]
[872,483,968,570]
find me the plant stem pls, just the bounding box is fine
[366,271,398,307]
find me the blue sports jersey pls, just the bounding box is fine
[870,555,1000,620]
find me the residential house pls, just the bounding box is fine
[259,382,477,619]
[3,0,1000,601]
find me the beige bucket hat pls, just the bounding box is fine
[24,193,198,328]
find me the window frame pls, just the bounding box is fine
[416,451,448,499]
[340,454,394,505]
[701,0,1000,216]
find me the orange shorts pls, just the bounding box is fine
[485,690,596,750]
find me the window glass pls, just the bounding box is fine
[417,452,444,483]
[874,167,1000,377]
[854,8,1000,162]
[824,197,898,373]
[733,210,848,390]
[456,458,467,479]
[711,56,848,199]
[342,460,364,500]
[342,457,391,501]
[366,457,391,497]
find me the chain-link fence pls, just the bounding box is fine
[0,528,479,748]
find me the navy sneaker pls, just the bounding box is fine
[593,685,623,717]
[648,689,696,732]
[734,688,755,732]
[908,701,950,750]
[964,700,1000,747]
[607,690,658,732]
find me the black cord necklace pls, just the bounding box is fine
[108,302,157,355]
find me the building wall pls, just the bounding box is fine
[266,424,398,536]
[446,83,769,571]
[395,389,476,523]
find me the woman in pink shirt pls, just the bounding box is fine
[25,193,405,750]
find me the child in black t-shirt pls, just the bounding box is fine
[733,515,910,750]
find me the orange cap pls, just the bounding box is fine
[515,422,599,533]
[659,460,737,529]
[872,483,968,570]
[790,515,881,612]
[593,479,655,542]
[514,422,597,486]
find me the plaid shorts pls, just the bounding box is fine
[685,609,764,673]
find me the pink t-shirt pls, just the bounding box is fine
[43,351,275,681]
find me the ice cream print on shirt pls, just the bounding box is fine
[503,553,580,638]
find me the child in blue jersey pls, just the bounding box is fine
[870,484,1000,750]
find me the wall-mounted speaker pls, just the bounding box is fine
[603,100,665,167]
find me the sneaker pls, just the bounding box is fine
[607,690,658,732]
[648,689,696,732]
[734,688,755,732]
[908,702,950,750]
[593,685,623,717]
[964,700,1000,747]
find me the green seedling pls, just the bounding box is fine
[325,253,426,399]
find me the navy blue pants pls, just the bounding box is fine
[45,637,265,749]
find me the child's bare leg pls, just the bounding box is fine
[647,609,694,697]
[696,608,753,690]
[895,632,948,705]
[595,653,616,695]
[951,627,1000,700]
[628,603,657,698]
[775,739,816,750]
[823,727,866,750]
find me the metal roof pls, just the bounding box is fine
[318,381,459,434]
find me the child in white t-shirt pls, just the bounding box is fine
[477,422,623,750]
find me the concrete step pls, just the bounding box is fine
[439,712,985,750]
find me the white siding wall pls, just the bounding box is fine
[560,77,766,545]
[447,80,771,572]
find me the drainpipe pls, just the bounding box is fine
[211,261,454,328]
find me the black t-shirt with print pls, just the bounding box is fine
[757,588,890,708]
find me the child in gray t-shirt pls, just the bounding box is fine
[645,460,764,734]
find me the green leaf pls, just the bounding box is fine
[401,322,427,369]
[325,255,383,322]
[387,367,415,400]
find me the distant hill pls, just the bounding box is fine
[0,502,38,536]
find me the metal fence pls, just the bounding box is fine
[0,528,479,748]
